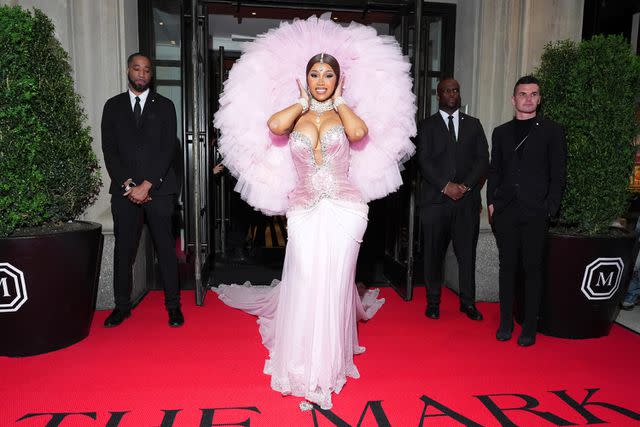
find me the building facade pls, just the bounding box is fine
[2,0,584,307]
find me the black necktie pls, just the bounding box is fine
[134,96,141,126]
[448,115,456,142]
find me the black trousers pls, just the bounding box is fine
[493,202,548,335]
[421,194,480,306]
[111,194,180,311]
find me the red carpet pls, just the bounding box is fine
[2,288,640,427]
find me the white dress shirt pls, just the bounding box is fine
[439,108,459,140]
[128,88,150,112]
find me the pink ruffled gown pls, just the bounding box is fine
[215,125,384,410]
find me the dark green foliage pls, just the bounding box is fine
[0,6,100,237]
[536,35,640,235]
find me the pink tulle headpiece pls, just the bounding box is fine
[214,15,416,215]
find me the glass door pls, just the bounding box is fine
[383,2,456,301]
[207,8,288,286]
[138,0,191,293]
[140,0,212,304]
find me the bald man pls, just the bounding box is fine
[416,78,489,321]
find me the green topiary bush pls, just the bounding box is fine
[536,35,640,235]
[0,6,101,238]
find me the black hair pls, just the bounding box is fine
[127,52,152,67]
[437,76,457,92]
[305,53,341,82]
[513,75,540,95]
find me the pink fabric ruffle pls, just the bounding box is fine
[214,15,416,215]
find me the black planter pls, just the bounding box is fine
[0,221,103,356]
[516,231,635,339]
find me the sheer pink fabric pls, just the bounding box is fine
[215,126,384,409]
[213,15,416,215]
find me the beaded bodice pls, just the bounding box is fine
[288,125,363,210]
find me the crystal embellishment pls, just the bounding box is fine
[310,98,335,125]
[309,98,334,113]
[299,401,314,411]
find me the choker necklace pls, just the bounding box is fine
[310,98,334,125]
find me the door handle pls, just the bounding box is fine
[186,133,206,143]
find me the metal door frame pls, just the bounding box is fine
[185,0,210,305]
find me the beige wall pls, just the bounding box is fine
[455,0,583,142]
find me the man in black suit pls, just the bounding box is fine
[101,53,183,328]
[487,75,566,346]
[416,78,489,321]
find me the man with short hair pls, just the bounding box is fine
[416,78,489,321]
[101,53,183,327]
[487,75,567,346]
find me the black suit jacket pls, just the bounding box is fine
[416,111,489,205]
[487,116,567,217]
[101,91,178,195]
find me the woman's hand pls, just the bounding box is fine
[331,74,368,142]
[268,79,309,135]
[296,78,309,103]
[333,75,345,100]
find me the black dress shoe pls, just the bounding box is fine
[517,334,536,347]
[496,327,513,341]
[168,308,184,327]
[104,308,131,328]
[425,306,440,319]
[460,303,483,321]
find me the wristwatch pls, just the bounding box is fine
[124,181,137,192]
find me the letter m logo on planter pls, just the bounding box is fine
[0,263,28,313]
[581,257,624,301]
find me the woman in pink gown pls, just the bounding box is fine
[216,53,382,410]
[213,16,416,410]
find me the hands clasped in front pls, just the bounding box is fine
[123,179,153,205]
[443,182,469,201]
[295,78,310,105]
